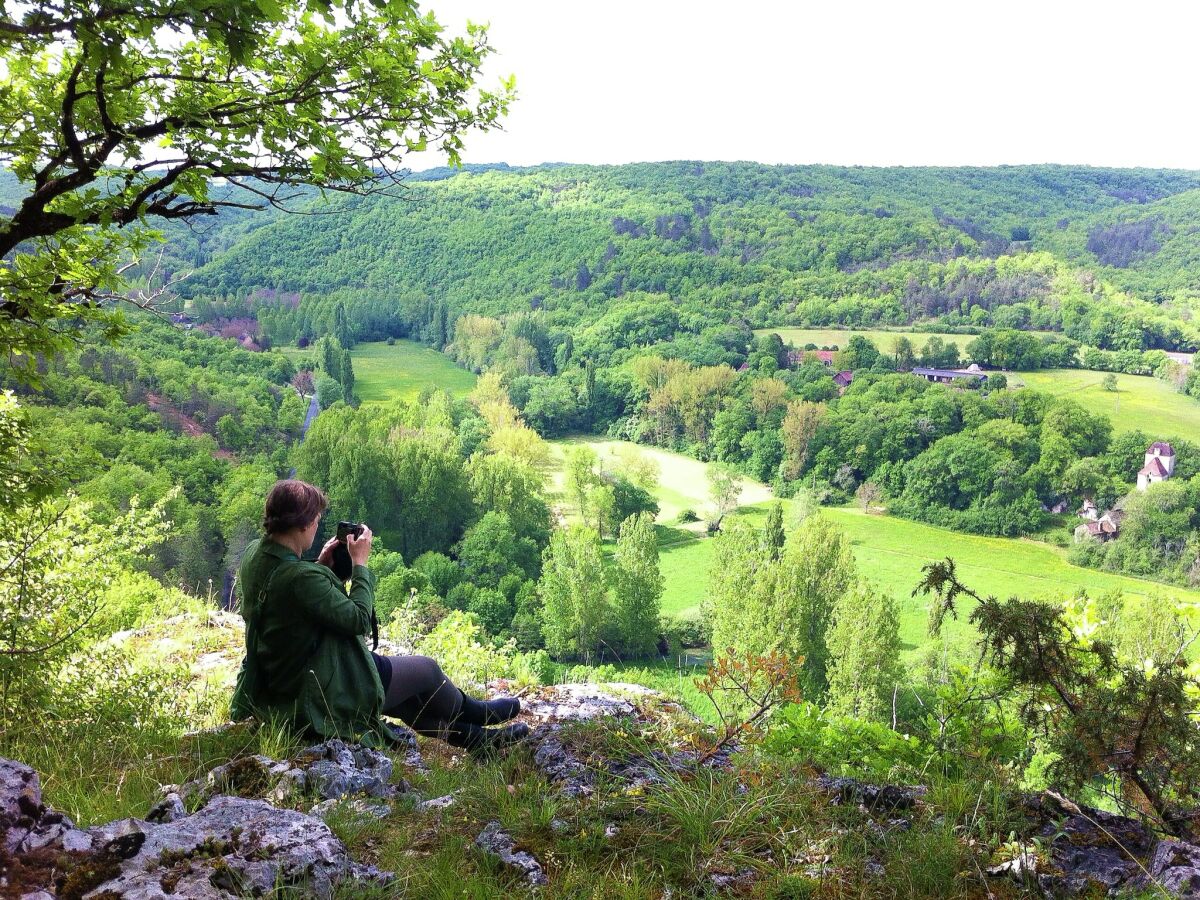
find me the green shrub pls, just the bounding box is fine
[560,662,620,684]
[660,609,709,651]
[413,610,517,692]
[763,702,929,782]
[509,649,556,687]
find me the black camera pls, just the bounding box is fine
[336,521,365,542]
[330,521,364,580]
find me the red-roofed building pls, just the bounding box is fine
[833,370,854,392]
[1137,442,1176,491]
[789,349,836,368]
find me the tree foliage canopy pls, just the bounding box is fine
[0,0,512,370]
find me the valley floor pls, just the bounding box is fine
[343,341,1200,663]
[543,438,1200,661]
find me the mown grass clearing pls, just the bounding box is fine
[754,327,982,353]
[547,437,772,524]
[284,339,476,404]
[350,339,477,404]
[1014,367,1200,444]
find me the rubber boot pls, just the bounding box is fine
[445,721,531,757]
[457,691,522,726]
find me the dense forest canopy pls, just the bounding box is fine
[172,162,1200,352]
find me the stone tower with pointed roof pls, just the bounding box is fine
[1137,442,1176,491]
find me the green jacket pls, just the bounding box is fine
[230,537,390,747]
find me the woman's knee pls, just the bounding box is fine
[408,655,448,689]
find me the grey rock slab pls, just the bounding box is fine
[530,726,594,798]
[1152,840,1200,898]
[0,758,41,820]
[475,820,548,887]
[147,792,187,824]
[87,795,391,899]
[417,793,457,812]
[267,768,307,804]
[296,739,398,800]
[1047,845,1140,893]
[710,868,757,891]
[814,776,927,811]
[520,683,643,723]
[310,797,393,820]
[0,758,44,853]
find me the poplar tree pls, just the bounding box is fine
[763,502,785,560]
[321,337,342,383]
[611,513,663,658]
[775,516,857,698]
[538,525,609,659]
[334,302,353,351]
[826,582,902,721]
[341,349,356,405]
[708,518,775,656]
[708,514,857,700]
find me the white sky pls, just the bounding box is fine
[409,0,1200,171]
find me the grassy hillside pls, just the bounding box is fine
[1014,368,1200,444]
[547,437,771,524]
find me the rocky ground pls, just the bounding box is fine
[5,683,1200,897]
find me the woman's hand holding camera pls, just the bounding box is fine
[347,525,373,567]
[316,537,340,569]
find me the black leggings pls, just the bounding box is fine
[371,653,464,738]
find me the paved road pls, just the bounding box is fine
[286,393,320,479]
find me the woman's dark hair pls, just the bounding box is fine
[262,479,328,534]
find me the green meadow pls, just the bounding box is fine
[659,502,1200,660]
[543,439,1200,658]
[546,437,771,523]
[1014,367,1200,444]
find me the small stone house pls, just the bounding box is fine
[1074,498,1126,543]
[1074,519,1118,543]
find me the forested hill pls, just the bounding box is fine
[175,162,1200,351]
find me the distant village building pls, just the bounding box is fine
[1137,442,1176,491]
[911,366,987,385]
[1165,351,1194,367]
[1076,498,1099,521]
[833,370,854,390]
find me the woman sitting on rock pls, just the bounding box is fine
[231,479,528,753]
